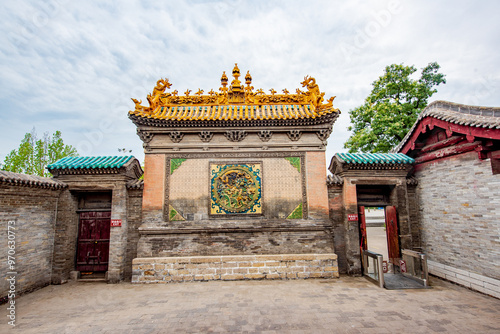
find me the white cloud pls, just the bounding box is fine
[1,0,499,167]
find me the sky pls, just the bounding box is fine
[1,0,499,166]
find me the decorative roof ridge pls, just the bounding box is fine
[425,100,500,118]
[393,100,500,153]
[129,64,339,123]
[0,170,67,190]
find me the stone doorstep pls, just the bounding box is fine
[131,253,339,283]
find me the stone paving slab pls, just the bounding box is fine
[1,276,499,333]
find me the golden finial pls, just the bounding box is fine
[230,63,242,92]
[221,71,228,87]
[245,71,252,86]
[184,89,191,96]
[232,63,240,80]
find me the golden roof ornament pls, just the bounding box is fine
[245,71,252,86]
[129,64,340,122]
[230,63,242,92]
[220,71,228,87]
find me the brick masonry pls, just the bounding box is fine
[123,188,143,280]
[131,253,339,283]
[138,229,334,258]
[142,154,165,211]
[328,185,347,273]
[0,184,62,299]
[305,151,329,219]
[416,151,500,284]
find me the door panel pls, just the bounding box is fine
[358,206,367,251]
[385,206,400,263]
[76,211,111,272]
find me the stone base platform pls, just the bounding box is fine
[132,254,339,283]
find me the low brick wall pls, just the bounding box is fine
[132,254,338,283]
[428,260,500,299]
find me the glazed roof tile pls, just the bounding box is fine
[0,170,66,189]
[47,156,134,170]
[335,153,414,165]
[130,104,337,122]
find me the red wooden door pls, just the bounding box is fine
[385,206,400,263]
[358,206,368,251]
[76,211,111,272]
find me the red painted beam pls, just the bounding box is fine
[415,141,481,164]
[420,135,465,153]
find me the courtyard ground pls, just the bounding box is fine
[1,276,499,333]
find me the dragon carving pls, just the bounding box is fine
[301,76,324,106]
[131,98,143,111]
[146,78,173,107]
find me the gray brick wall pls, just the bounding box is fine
[328,185,347,273]
[124,188,143,281]
[50,189,78,284]
[0,185,62,299]
[415,151,500,280]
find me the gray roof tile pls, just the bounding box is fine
[0,171,67,189]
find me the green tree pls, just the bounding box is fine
[344,62,446,153]
[2,128,78,177]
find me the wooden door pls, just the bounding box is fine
[385,206,400,263]
[76,211,111,272]
[358,206,368,251]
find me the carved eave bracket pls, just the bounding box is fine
[199,131,213,142]
[287,130,302,141]
[258,130,273,142]
[137,129,154,143]
[224,130,247,142]
[169,131,184,143]
[316,127,332,141]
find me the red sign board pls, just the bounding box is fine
[382,261,388,273]
[347,214,358,221]
[111,219,122,227]
[400,260,407,273]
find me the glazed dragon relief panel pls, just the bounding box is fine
[210,163,262,215]
[130,63,337,113]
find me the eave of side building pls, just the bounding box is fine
[393,100,500,166]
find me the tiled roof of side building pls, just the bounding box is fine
[335,153,415,164]
[327,174,344,186]
[47,156,135,170]
[0,170,67,189]
[393,100,500,153]
[126,179,144,189]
